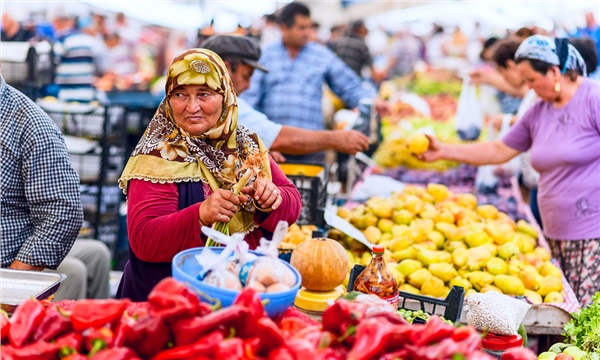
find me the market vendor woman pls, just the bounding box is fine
[422,35,600,306]
[116,49,302,301]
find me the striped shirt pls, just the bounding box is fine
[242,41,373,130]
[0,75,83,269]
[54,30,100,102]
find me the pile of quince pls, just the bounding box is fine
[279,224,318,250]
[374,118,459,170]
[331,184,565,303]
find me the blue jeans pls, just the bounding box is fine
[530,188,543,229]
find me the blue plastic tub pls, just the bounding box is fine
[172,247,301,317]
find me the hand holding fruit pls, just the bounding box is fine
[416,135,445,162]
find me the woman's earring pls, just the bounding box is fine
[554,81,561,92]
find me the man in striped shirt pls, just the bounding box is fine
[53,13,102,103]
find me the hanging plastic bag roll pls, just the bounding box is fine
[455,77,484,141]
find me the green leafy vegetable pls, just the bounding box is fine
[564,292,600,354]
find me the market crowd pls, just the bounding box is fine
[1,1,599,309]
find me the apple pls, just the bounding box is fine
[501,348,537,360]
[548,343,569,354]
[562,346,587,360]
[537,352,557,360]
[555,354,575,360]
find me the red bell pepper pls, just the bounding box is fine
[254,317,285,356]
[70,299,130,332]
[8,299,45,347]
[292,326,338,350]
[233,288,266,322]
[90,347,141,360]
[243,337,260,359]
[1,309,10,343]
[500,348,538,360]
[150,330,223,360]
[410,316,455,347]
[451,325,478,342]
[31,305,72,342]
[381,324,417,353]
[285,338,319,358]
[147,277,203,320]
[1,341,60,360]
[267,347,295,360]
[216,338,245,359]
[1,333,81,360]
[170,305,249,347]
[85,327,115,357]
[113,313,136,348]
[404,337,466,360]
[317,348,349,360]
[321,299,371,337]
[347,317,397,360]
[120,314,171,359]
[56,332,85,358]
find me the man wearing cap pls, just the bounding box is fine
[240,2,389,163]
[202,34,370,161]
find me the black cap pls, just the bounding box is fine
[202,35,269,73]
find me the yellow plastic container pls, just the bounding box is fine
[279,163,325,177]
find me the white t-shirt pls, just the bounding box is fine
[237,97,283,149]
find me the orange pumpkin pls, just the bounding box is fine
[290,238,349,291]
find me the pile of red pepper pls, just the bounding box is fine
[0,277,539,360]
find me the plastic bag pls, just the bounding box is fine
[466,292,531,335]
[201,226,258,278]
[475,115,519,193]
[243,221,296,293]
[455,78,483,141]
[195,229,243,291]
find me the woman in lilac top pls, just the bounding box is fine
[422,35,600,306]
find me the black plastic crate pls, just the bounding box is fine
[280,163,328,227]
[347,264,465,323]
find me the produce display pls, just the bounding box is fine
[278,223,319,250]
[332,184,565,303]
[374,117,459,170]
[1,275,544,360]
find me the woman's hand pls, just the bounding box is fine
[242,178,282,211]
[417,135,446,163]
[199,189,248,225]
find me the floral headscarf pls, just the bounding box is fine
[119,49,271,233]
[515,35,587,76]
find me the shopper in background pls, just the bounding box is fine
[571,37,599,81]
[0,70,110,300]
[573,12,600,67]
[116,49,301,301]
[1,12,35,42]
[329,20,375,79]
[202,34,370,162]
[421,35,600,306]
[52,12,102,102]
[242,1,389,164]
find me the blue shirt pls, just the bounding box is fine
[242,41,373,130]
[237,97,282,149]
